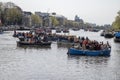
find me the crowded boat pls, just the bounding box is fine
[67,37,111,56]
[13,28,111,56]
[14,29,52,46]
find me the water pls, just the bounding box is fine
[0,30,120,80]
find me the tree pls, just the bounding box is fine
[50,16,59,27]
[0,2,3,26]
[112,11,120,30]
[31,14,42,27]
[0,2,2,19]
[4,7,22,25]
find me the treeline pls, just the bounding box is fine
[0,2,90,29]
[0,2,23,26]
[112,11,120,30]
[0,2,116,30]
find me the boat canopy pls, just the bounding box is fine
[115,32,120,37]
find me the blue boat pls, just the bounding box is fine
[67,48,111,56]
[114,32,120,42]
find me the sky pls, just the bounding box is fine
[0,0,120,25]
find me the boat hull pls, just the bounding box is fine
[17,41,52,47]
[114,32,120,42]
[67,48,111,56]
[104,33,114,38]
[114,38,120,42]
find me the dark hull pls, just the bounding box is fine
[114,38,120,42]
[17,41,51,47]
[104,33,114,38]
[63,30,69,33]
[100,33,104,36]
[56,30,61,33]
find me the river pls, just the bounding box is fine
[0,30,120,80]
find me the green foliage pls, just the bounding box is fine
[0,3,3,26]
[4,8,22,25]
[31,14,42,26]
[112,11,120,30]
[64,20,79,27]
[0,3,2,18]
[50,16,59,27]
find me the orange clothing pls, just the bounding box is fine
[82,40,88,45]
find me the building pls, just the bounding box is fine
[74,15,84,23]
[35,12,50,27]
[50,13,67,27]
[22,11,32,27]
[35,12,66,27]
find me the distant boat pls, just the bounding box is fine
[0,29,3,34]
[92,29,99,32]
[72,28,80,31]
[67,48,111,56]
[57,41,74,48]
[56,30,61,33]
[104,32,114,38]
[100,30,105,36]
[57,40,74,46]
[88,29,99,32]
[17,27,31,30]
[63,29,69,33]
[56,29,61,33]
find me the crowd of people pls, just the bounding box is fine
[13,29,81,43]
[73,37,111,50]
[14,30,49,43]
[13,29,111,50]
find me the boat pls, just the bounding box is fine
[57,40,75,48]
[17,41,52,47]
[17,26,31,30]
[91,29,99,32]
[102,31,114,38]
[72,28,80,31]
[63,29,69,33]
[100,30,105,36]
[55,28,61,33]
[56,29,61,33]
[114,37,120,42]
[0,29,3,34]
[67,48,111,56]
[104,32,114,38]
[114,32,120,42]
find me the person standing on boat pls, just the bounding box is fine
[82,37,89,50]
[106,41,111,49]
[14,29,16,35]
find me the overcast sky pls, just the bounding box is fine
[1,0,120,25]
